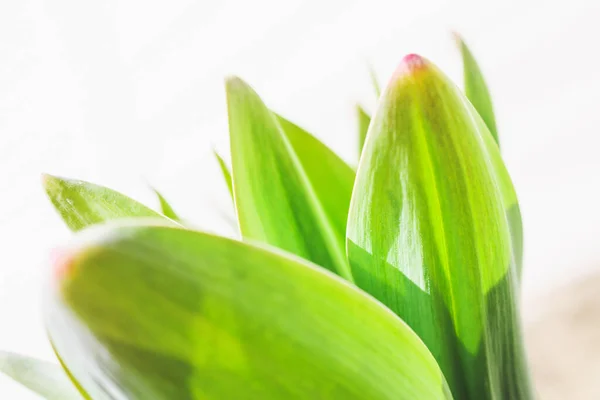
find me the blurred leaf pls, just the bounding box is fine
[455,33,499,146]
[356,105,371,157]
[43,174,166,231]
[226,77,352,280]
[0,351,81,399]
[213,151,233,200]
[346,54,532,399]
[47,221,452,400]
[368,64,381,98]
[151,188,180,221]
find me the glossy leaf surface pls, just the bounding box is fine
[356,105,371,157]
[47,221,452,400]
[0,351,80,399]
[152,188,180,221]
[346,54,532,399]
[43,174,164,231]
[227,77,352,280]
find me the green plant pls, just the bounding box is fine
[1,36,532,399]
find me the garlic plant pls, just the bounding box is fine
[0,36,532,399]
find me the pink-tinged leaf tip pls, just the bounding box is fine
[392,54,429,80]
[50,247,76,282]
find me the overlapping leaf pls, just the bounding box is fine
[43,174,166,231]
[455,34,499,145]
[226,77,353,280]
[346,54,532,399]
[455,35,524,277]
[47,221,452,399]
[0,351,80,399]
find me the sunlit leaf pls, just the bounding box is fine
[226,77,352,280]
[356,105,371,157]
[43,174,166,231]
[455,33,524,277]
[0,351,81,399]
[346,54,533,399]
[47,221,452,400]
[454,33,499,146]
[151,188,180,221]
[276,114,355,244]
[213,151,233,200]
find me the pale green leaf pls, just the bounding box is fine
[151,188,180,221]
[47,221,452,400]
[356,105,371,157]
[226,77,352,280]
[0,351,81,399]
[368,64,381,98]
[346,54,532,399]
[43,174,166,231]
[213,151,233,200]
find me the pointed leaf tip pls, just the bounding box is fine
[392,54,430,80]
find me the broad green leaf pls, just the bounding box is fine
[43,174,165,231]
[347,54,532,399]
[47,221,452,400]
[152,188,180,221]
[0,351,81,399]
[356,105,371,157]
[226,77,352,280]
[455,33,499,145]
[213,151,233,200]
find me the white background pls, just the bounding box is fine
[2,0,600,397]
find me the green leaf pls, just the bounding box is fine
[454,33,499,146]
[226,77,352,280]
[43,174,166,231]
[454,33,524,278]
[356,105,371,157]
[213,151,234,200]
[0,351,81,399]
[151,188,180,221]
[346,54,533,399]
[276,114,355,244]
[47,221,452,400]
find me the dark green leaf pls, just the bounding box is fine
[346,54,533,399]
[47,221,452,400]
